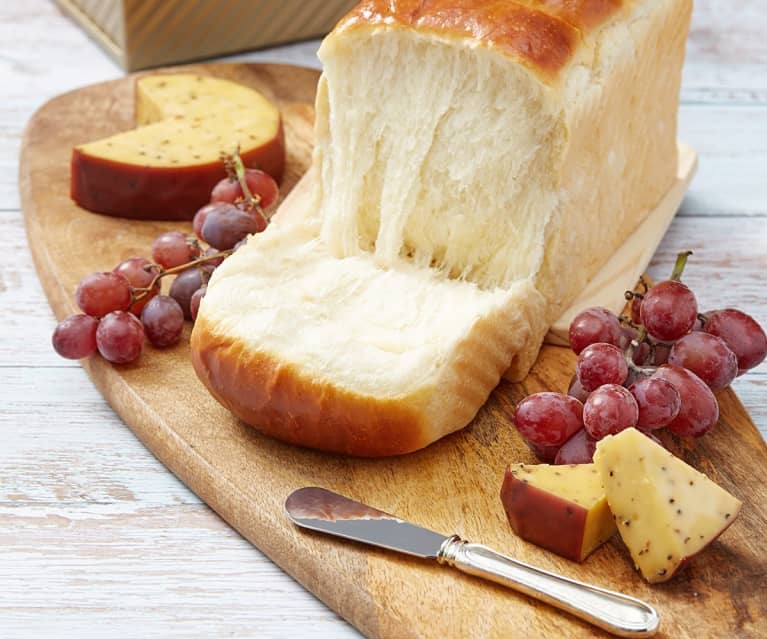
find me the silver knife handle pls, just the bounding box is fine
[437,535,659,638]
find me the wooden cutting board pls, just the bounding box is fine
[20,63,767,639]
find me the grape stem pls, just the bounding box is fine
[670,250,693,281]
[227,147,270,227]
[623,276,648,304]
[625,325,656,376]
[132,250,233,303]
[230,147,260,207]
[619,315,641,330]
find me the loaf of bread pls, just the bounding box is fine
[191,0,692,456]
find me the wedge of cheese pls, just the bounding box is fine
[594,428,742,583]
[500,463,617,562]
[71,74,284,220]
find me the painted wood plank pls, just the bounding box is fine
[0,503,357,639]
[677,106,767,216]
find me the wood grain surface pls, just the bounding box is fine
[18,61,767,639]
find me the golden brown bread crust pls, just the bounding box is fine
[191,316,432,457]
[334,0,624,80]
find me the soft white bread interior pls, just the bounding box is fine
[192,218,544,456]
[191,0,692,456]
[314,0,692,328]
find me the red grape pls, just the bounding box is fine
[630,295,643,325]
[567,374,590,402]
[245,169,279,208]
[703,308,767,373]
[248,208,269,233]
[210,177,240,204]
[568,307,622,354]
[650,341,671,366]
[554,429,597,465]
[193,203,214,240]
[169,267,212,320]
[151,231,200,269]
[190,286,207,322]
[201,205,260,250]
[193,202,237,241]
[668,332,738,390]
[576,343,628,392]
[640,280,697,341]
[513,392,583,447]
[202,247,225,267]
[629,377,681,430]
[632,341,651,366]
[75,272,132,317]
[623,368,641,389]
[113,257,160,315]
[653,365,719,437]
[52,314,99,359]
[525,440,560,463]
[141,295,185,347]
[583,384,638,439]
[617,326,636,350]
[96,311,144,364]
[210,169,279,209]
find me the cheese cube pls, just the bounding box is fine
[500,463,617,562]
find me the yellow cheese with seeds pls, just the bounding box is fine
[81,74,281,168]
[594,428,742,583]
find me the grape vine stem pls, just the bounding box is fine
[226,147,270,226]
[626,325,658,376]
[670,250,693,281]
[132,250,233,303]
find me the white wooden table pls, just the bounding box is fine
[1,2,765,637]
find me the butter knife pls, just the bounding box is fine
[285,487,659,637]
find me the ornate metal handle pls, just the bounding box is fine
[437,536,659,637]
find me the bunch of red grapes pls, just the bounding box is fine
[514,252,767,464]
[52,154,279,365]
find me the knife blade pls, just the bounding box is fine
[285,487,660,638]
[285,486,448,558]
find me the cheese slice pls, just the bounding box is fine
[71,74,284,220]
[500,463,617,562]
[594,428,742,583]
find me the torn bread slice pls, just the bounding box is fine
[191,220,544,456]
